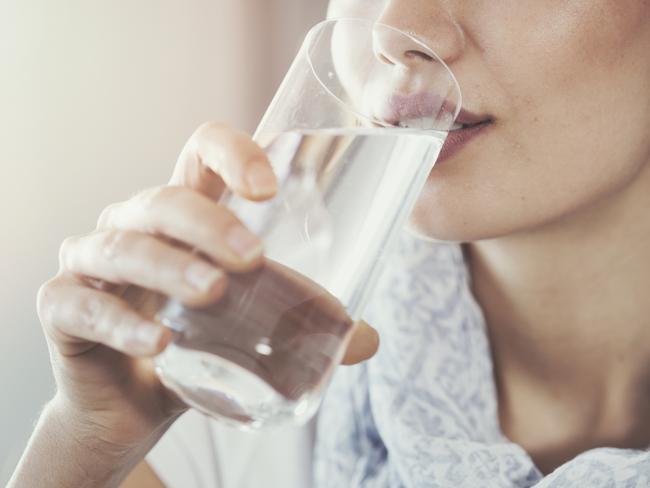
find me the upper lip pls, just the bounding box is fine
[377,92,492,128]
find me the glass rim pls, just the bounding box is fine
[304,17,463,133]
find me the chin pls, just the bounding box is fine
[405,201,544,244]
[404,198,504,243]
[404,217,491,244]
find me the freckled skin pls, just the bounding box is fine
[329,0,650,241]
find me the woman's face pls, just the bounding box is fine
[328,0,650,241]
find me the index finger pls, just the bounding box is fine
[169,121,278,201]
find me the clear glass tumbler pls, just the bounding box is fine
[154,18,461,429]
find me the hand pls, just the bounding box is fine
[37,122,379,455]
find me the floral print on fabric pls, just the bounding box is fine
[314,232,650,487]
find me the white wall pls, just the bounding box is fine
[0,1,326,482]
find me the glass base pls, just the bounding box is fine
[155,343,320,430]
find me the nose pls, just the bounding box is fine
[373,1,465,67]
[372,27,437,68]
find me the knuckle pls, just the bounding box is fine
[195,121,255,157]
[77,293,108,335]
[58,235,79,269]
[195,120,228,140]
[36,278,58,327]
[137,185,184,213]
[101,229,138,263]
[96,202,119,229]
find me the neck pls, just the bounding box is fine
[467,161,650,442]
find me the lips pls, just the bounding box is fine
[436,119,492,165]
[377,92,491,131]
[380,92,446,129]
[375,92,493,162]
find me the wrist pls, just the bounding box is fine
[47,395,142,463]
[48,390,181,455]
[9,398,145,488]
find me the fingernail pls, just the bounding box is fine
[134,323,165,349]
[185,261,225,292]
[226,225,263,261]
[246,160,277,197]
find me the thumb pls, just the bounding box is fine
[341,320,380,365]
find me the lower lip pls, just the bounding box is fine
[435,122,492,165]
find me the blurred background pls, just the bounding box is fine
[0,0,327,482]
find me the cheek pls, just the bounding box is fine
[408,0,650,241]
[409,113,650,242]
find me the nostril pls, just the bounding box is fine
[405,50,434,62]
[374,47,435,67]
[376,52,395,66]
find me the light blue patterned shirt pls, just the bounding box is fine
[314,232,650,487]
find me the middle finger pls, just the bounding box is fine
[60,229,228,306]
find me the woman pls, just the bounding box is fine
[9,0,650,486]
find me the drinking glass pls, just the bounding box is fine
[154,18,461,429]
